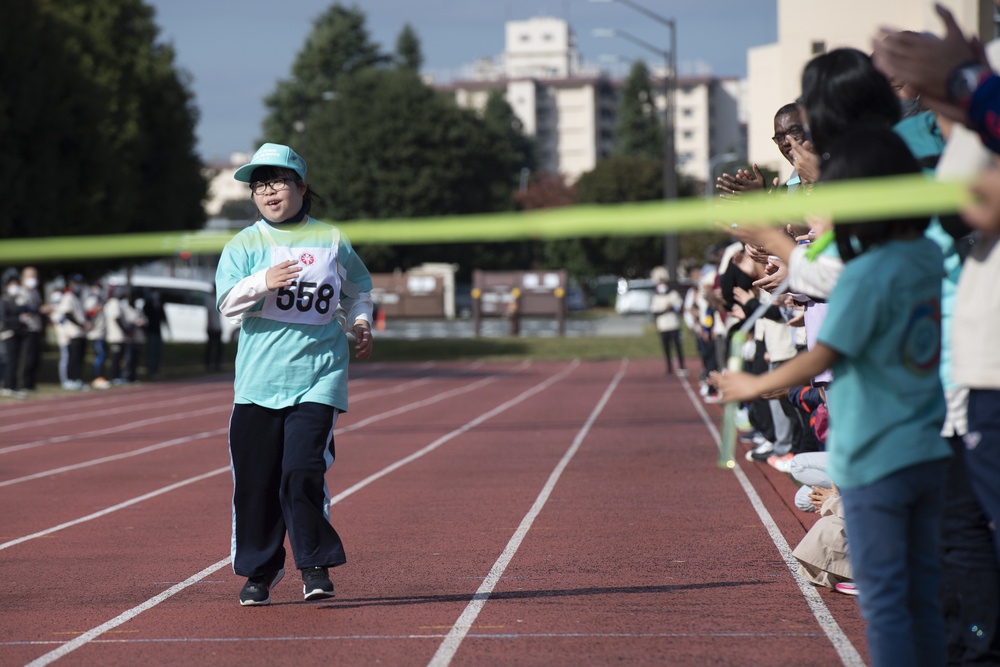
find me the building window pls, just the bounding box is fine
[682,107,694,117]
[811,40,825,55]
[543,33,553,41]
[682,130,694,139]
[520,34,530,42]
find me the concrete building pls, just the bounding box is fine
[203,153,251,217]
[450,76,618,180]
[446,16,746,185]
[670,76,746,184]
[745,0,992,181]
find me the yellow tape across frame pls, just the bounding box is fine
[0,174,971,263]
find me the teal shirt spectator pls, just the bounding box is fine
[818,236,950,489]
[894,111,960,391]
[815,112,957,389]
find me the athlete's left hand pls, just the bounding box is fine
[353,321,373,359]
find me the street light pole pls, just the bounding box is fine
[592,0,678,282]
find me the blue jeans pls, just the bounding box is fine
[941,436,1000,663]
[840,458,948,667]
[965,388,1000,559]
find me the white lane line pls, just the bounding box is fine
[0,405,228,456]
[0,374,501,489]
[21,359,581,667]
[10,630,828,646]
[0,392,227,440]
[0,468,230,552]
[351,377,434,401]
[24,558,232,667]
[427,359,627,667]
[331,360,580,504]
[0,429,227,489]
[678,377,865,667]
[0,374,457,458]
[0,384,224,418]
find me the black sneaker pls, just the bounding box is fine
[302,566,335,601]
[239,569,284,607]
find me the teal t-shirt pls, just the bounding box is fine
[818,236,950,489]
[216,218,373,411]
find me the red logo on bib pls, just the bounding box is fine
[300,252,315,265]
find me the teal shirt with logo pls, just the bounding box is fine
[818,236,950,489]
[216,218,372,411]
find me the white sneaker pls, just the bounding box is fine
[745,438,775,461]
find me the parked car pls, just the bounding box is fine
[104,274,239,343]
[586,274,620,308]
[614,278,656,315]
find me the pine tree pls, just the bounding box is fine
[395,23,423,71]
[614,60,664,159]
[260,4,387,149]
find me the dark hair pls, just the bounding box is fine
[248,165,324,213]
[799,48,901,154]
[774,102,799,119]
[820,125,928,261]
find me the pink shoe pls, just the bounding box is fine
[834,581,859,596]
[766,453,795,473]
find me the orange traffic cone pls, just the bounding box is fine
[375,307,386,332]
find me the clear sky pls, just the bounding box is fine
[145,0,777,162]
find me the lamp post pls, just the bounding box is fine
[592,0,678,282]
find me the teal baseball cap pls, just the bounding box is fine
[233,143,307,182]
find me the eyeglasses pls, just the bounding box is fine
[772,125,806,145]
[249,178,295,195]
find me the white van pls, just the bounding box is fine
[104,275,239,343]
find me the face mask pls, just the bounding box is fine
[7,286,18,296]
[656,284,667,294]
[23,277,37,289]
[899,97,922,119]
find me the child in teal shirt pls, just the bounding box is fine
[719,127,951,666]
[216,143,374,606]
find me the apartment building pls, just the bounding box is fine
[745,0,990,181]
[445,17,746,184]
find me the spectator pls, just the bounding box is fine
[53,275,89,391]
[142,289,165,379]
[719,127,952,667]
[16,267,48,393]
[0,270,26,398]
[649,267,685,376]
[103,286,132,384]
[84,282,109,389]
[715,102,808,196]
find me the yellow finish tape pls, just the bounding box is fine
[0,174,969,263]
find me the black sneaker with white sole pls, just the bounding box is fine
[302,566,335,601]
[239,568,284,606]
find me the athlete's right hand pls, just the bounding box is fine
[265,260,301,290]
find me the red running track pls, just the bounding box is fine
[0,359,868,666]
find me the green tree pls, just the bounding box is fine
[260,4,386,149]
[305,67,526,276]
[1,0,205,260]
[541,156,664,280]
[614,60,663,159]
[395,23,423,71]
[482,89,537,204]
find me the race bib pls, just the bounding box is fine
[261,245,341,326]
